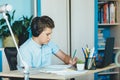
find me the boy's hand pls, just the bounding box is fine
[69,57,78,66]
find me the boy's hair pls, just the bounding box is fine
[31,15,55,37]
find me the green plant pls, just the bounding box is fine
[0,10,33,46]
[77,59,84,64]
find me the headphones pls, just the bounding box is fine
[31,17,43,37]
[31,16,54,37]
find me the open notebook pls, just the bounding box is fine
[19,64,87,75]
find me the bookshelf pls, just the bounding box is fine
[97,0,120,80]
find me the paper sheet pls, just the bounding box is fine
[44,69,88,75]
[20,65,88,75]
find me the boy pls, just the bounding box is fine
[17,16,77,68]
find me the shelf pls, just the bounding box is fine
[98,1,107,5]
[98,47,120,51]
[114,47,120,50]
[98,0,117,5]
[98,0,117,3]
[97,0,120,80]
[98,23,119,26]
[98,71,119,75]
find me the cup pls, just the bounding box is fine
[77,63,85,70]
[85,57,96,70]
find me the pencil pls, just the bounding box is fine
[73,49,77,58]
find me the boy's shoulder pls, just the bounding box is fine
[20,38,32,48]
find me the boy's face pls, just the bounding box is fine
[38,27,52,44]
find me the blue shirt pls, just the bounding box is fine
[17,38,59,68]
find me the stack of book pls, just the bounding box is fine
[98,28,105,49]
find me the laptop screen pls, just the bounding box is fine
[103,37,115,67]
[96,37,115,68]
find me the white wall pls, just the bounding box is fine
[71,0,95,61]
[41,0,70,64]
[70,1,95,79]
[40,0,95,63]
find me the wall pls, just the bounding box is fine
[70,0,95,79]
[40,0,70,64]
[0,0,32,19]
[40,0,95,64]
[71,0,95,61]
[0,0,33,47]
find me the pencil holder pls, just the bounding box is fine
[84,57,96,70]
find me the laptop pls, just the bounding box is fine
[96,37,115,68]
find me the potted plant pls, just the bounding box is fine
[0,10,33,47]
[76,59,85,70]
[17,14,33,46]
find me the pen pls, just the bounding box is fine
[89,47,95,58]
[72,49,77,58]
[86,44,90,54]
[82,48,87,58]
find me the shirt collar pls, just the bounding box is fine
[31,38,42,48]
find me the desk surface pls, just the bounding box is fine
[0,64,118,80]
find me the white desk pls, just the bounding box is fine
[0,64,118,80]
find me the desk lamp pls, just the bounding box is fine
[1,4,30,80]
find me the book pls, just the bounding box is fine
[109,2,115,23]
[98,1,117,24]
[103,3,109,23]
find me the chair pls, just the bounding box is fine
[4,47,23,80]
[4,47,39,80]
[4,47,17,70]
